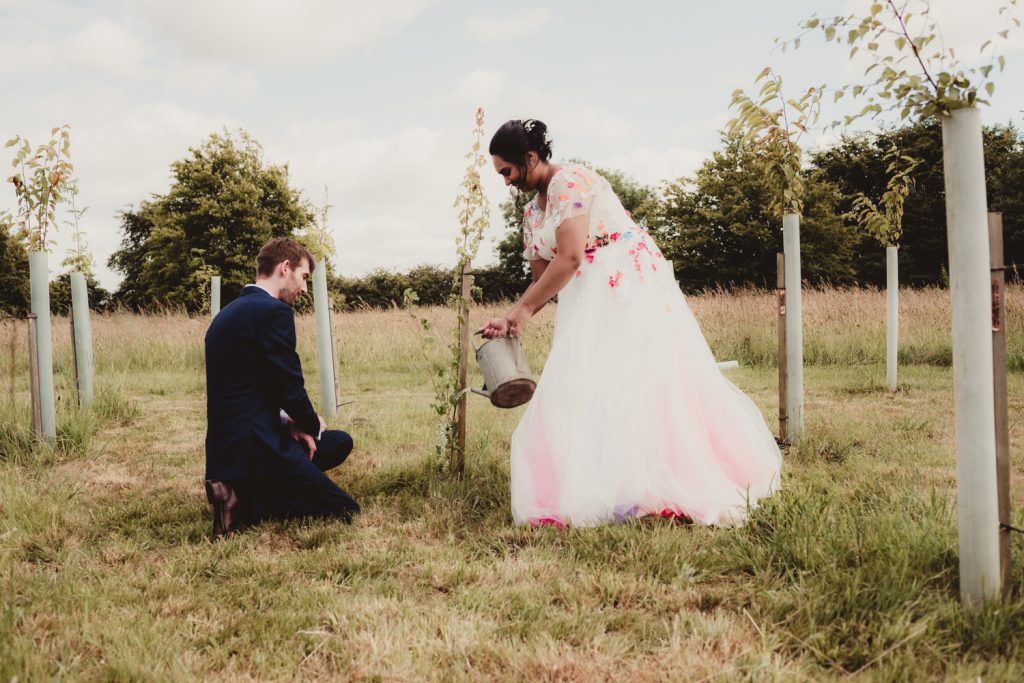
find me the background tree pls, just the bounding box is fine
[108,130,315,312]
[654,133,856,290]
[0,213,30,314]
[812,120,1024,284]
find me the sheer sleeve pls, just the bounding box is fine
[521,210,537,261]
[547,170,594,229]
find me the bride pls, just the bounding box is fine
[480,118,782,528]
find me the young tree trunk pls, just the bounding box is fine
[27,315,43,439]
[28,251,55,441]
[942,107,1001,605]
[312,263,338,418]
[783,214,803,443]
[886,246,899,392]
[70,271,94,407]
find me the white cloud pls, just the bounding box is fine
[597,146,710,187]
[0,16,151,78]
[136,0,434,66]
[162,63,261,98]
[266,121,478,276]
[437,68,506,112]
[465,8,553,42]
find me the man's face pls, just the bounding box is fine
[279,258,311,306]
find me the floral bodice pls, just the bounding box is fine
[521,166,659,274]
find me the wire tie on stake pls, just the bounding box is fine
[1000,522,1024,535]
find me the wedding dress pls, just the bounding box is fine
[511,165,781,527]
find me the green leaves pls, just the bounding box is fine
[4,125,74,252]
[786,0,1020,128]
[727,67,822,218]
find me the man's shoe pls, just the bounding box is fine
[204,480,239,540]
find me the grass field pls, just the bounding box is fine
[1,286,1023,681]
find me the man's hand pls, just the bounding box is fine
[287,415,317,460]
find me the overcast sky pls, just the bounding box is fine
[2,0,1022,289]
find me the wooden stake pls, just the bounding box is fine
[70,309,80,406]
[331,310,342,411]
[7,318,15,406]
[27,315,42,440]
[454,261,472,479]
[990,212,1011,594]
[777,252,787,444]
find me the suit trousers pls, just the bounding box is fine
[232,429,360,525]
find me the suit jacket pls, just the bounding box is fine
[205,285,320,481]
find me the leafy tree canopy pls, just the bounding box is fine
[108,129,315,312]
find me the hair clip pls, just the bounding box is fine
[523,119,535,133]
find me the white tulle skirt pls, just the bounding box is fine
[510,239,782,528]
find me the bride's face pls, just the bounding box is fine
[493,152,540,191]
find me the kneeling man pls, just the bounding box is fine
[204,237,359,538]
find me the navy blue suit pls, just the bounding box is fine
[205,285,359,524]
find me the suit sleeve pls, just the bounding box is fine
[259,304,320,436]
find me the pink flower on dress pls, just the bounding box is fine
[609,271,623,288]
[610,232,620,241]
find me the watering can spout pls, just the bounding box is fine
[470,386,491,399]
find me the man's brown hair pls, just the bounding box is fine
[256,238,316,277]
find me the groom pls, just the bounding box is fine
[204,237,360,539]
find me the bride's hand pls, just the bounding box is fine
[479,317,509,339]
[507,305,533,337]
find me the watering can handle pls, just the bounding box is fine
[471,330,485,353]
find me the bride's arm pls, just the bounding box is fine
[517,259,549,309]
[505,215,587,335]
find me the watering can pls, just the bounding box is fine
[470,333,536,408]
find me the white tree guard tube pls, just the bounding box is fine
[886,246,899,392]
[29,251,56,440]
[312,263,338,417]
[70,271,94,406]
[783,213,804,442]
[942,107,1001,604]
[211,275,221,318]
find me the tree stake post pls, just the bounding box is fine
[777,252,788,444]
[454,261,473,479]
[989,211,1011,594]
[27,314,42,439]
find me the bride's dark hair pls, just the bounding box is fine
[489,118,553,168]
[489,119,553,213]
